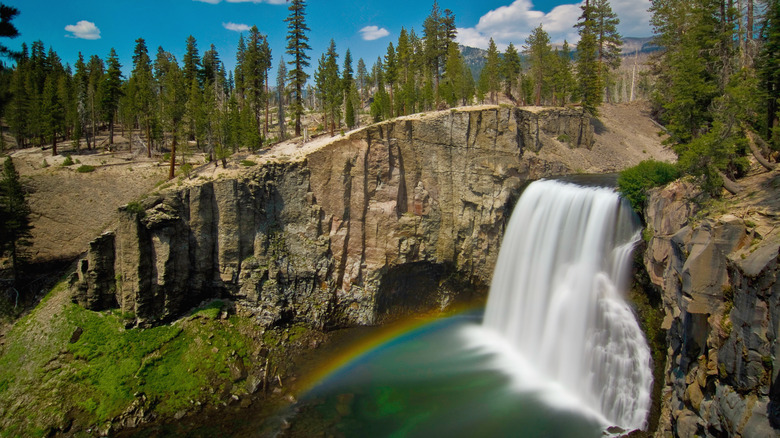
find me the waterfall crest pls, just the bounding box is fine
[483,179,653,430]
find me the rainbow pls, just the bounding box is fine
[295,305,482,397]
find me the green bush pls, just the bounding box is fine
[76,164,95,173]
[240,159,257,167]
[618,160,680,213]
[61,155,74,166]
[179,162,193,177]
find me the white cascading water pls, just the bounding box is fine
[482,179,653,430]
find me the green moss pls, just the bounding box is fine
[125,201,146,218]
[192,300,224,320]
[642,226,655,243]
[0,283,258,434]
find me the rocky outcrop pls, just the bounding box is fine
[71,106,602,327]
[643,179,780,437]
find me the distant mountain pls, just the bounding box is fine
[460,45,488,80]
[459,37,659,79]
[620,37,659,56]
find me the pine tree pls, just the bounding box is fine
[575,0,603,115]
[101,48,123,146]
[478,38,501,104]
[758,0,780,147]
[552,41,575,106]
[130,38,155,157]
[285,0,311,137]
[323,40,341,135]
[0,157,32,283]
[157,51,186,179]
[8,44,28,147]
[384,43,398,117]
[276,56,287,140]
[343,50,356,128]
[593,0,622,103]
[356,57,368,105]
[0,4,20,61]
[395,28,415,115]
[370,57,390,121]
[502,42,522,102]
[41,73,63,154]
[73,52,88,150]
[440,42,467,107]
[235,35,246,104]
[86,55,104,149]
[524,25,553,106]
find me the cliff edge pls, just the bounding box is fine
[70,104,671,328]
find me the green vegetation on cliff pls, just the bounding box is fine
[617,159,679,213]
[0,284,271,436]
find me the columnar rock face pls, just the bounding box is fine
[73,107,596,327]
[644,180,780,437]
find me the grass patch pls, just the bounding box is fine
[240,159,257,167]
[76,164,96,173]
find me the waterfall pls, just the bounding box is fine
[482,179,653,430]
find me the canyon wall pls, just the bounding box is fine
[644,178,780,437]
[71,107,598,327]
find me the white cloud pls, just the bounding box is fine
[65,20,101,40]
[195,0,288,4]
[456,0,651,50]
[223,22,251,32]
[359,25,390,41]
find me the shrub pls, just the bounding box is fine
[61,155,74,166]
[618,160,680,213]
[76,164,95,173]
[179,162,193,177]
[240,159,257,167]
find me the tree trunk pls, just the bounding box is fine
[264,73,269,137]
[146,123,152,158]
[744,127,775,170]
[169,131,177,180]
[389,85,394,118]
[109,119,114,146]
[52,134,57,156]
[9,240,18,285]
[717,170,743,195]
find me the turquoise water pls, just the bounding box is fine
[283,314,606,438]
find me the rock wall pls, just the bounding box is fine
[72,107,596,327]
[644,180,780,437]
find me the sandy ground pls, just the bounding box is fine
[10,141,170,263]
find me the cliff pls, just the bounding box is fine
[70,105,660,328]
[643,171,780,437]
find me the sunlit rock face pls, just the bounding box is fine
[72,107,603,327]
[643,181,780,437]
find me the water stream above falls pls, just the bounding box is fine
[278,179,653,437]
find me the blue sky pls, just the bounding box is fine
[3,0,652,77]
